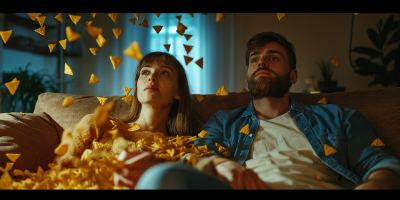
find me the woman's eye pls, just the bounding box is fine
[161,71,169,75]
[141,70,149,75]
[251,59,258,63]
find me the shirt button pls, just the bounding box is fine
[250,134,253,137]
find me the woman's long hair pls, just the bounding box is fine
[121,52,199,136]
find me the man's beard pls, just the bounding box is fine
[247,67,291,100]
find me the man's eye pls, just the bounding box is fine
[271,57,278,61]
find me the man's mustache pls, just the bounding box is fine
[251,67,276,78]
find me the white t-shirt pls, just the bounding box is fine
[244,112,344,189]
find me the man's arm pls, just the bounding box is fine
[355,169,400,189]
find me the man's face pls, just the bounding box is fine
[247,42,296,99]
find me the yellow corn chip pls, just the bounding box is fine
[188,13,194,18]
[112,28,124,39]
[96,34,106,47]
[108,129,119,140]
[85,20,94,26]
[166,149,175,158]
[277,13,285,21]
[122,94,132,105]
[183,44,193,55]
[62,96,73,107]
[89,74,100,84]
[5,162,14,171]
[153,26,163,34]
[69,14,81,25]
[13,169,24,176]
[27,13,41,20]
[164,44,171,52]
[241,87,248,92]
[108,13,120,23]
[35,26,46,36]
[184,34,192,41]
[186,155,197,167]
[315,175,321,182]
[54,143,68,156]
[324,144,337,156]
[196,95,204,102]
[127,123,140,132]
[6,154,21,163]
[222,150,231,157]
[48,44,56,53]
[36,16,46,27]
[55,13,63,23]
[184,56,193,66]
[138,17,149,28]
[90,48,98,55]
[216,85,228,96]
[5,78,19,96]
[97,97,108,105]
[331,58,339,66]
[20,112,26,116]
[317,97,327,104]
[66,26,81,42]
[195,58,203,69]
[110,120,118,130]
[176,21,188,36]
[128,18,136,25]
[239,124,250,135]
[198,130,209,138]
[59,39,67,50]
[216,13,227,22]
[154,13,161,17]
[0,30,12,44]
[354,13,358,15]
[0,167,4,172]
[64,63,73,75]
[123,87,132,95]
[91,13,97,18]
[85,26,103,39]
[37,166,44,175]
[371,138,385,146]
[133,13,141,20]
[123,41,143,60]
[176,15,182,21]
[110,56,123,70]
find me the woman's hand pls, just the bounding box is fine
[113,150,163,189]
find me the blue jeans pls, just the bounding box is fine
[135,163,232,189]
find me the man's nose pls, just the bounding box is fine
[258,58,268,68]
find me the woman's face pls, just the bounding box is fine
[137,57,180,106]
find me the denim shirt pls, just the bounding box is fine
[194,96,400,189]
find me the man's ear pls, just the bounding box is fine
[290,69,298,85]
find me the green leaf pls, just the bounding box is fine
[352,47,380,58]
[386,29,400,46]
[367,28,382,50]
[383,49,398,67]
[380,15,395,45]
[354,57,385,76]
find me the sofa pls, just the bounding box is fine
[1,87,399,174]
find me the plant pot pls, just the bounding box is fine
[318,80,337,89]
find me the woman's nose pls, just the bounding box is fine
[148,75,157,82]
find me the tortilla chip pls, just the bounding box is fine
[183,44,193,55]
[13,169,24,176]
[186,156,198,167]
[138,17,149,28]
[96,34,106,47]
[35,26,46,36]
[241,87,248,92]
[184,34,192,41]
[36,16,46,27]
[133,13,141,20]
[216,13,227,22]
[196,95,204,102]
[176,21,188,36]
[5,78,19,95]
[59,39,67,50]
[315,175,321,182]
[55,13,63,23]
[193,58,203,69]
[123,41,143,60]
[89,48,98,55]
[153,26,163,34]
[317,97,327,104]
[64,63,73,75]
[66,26,81,42]
[176,15,182,21]
[128,18,136,25]
[27,13,41,20]
[123,87,132,95]
[127,123,140,132]
[188,13,194,18]
[6,154,21,163]
[4,162,14,171]
[0,30,12,44]
[89,74,100,84]
[110,56,123,70]
[97,97,108,105]
[324,144,337,156]
[108,13,120,23]
[277,13,285,21]
[371,138,385,146]
[154,13,161,17]
[164,44,171,52]
[112,28,124,39]
[85,20,94,26]
[20,112,26,116]
[239,124,250,135]
[37,166,44,175]
[198,130,209,138]
[62,96,73,107]
[85,26,103,39]
[48,44,56,53]
[91,13,97,18]
[331,58,339,66]
[183,56,193,66]
[69,14,81,25]
[122,94,132,105]
[54,143,68,156]
[216,85,228,96]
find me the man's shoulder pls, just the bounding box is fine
[297,100,357,119]
[214,104,251,118]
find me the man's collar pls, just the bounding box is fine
[241,96,304,118]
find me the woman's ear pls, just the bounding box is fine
[175,95,180,100]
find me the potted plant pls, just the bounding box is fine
[317,59,337,89]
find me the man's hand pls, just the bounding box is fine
[214,160,267,190]
[355,169,400,190]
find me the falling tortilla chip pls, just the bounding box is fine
[188,13,194,18]
[196,95,204,102]
[85,20,94,26]
[154,13,161,17]
[85,26,103,39]
[64,63,73,75]
[315,175,321,182]
[183,44,193,54]
[138,17,149,28]
[5,162,14,171]
[176,21,188,36]
[195,58,203,69]
[5,78,19,96]
[91,13,97,18]
[164,44,171,52]
[371,138,385,146]
[66,26,81,42]
[153,26,163,34]
[6,154,21,163]
[216,85,228,96]
[96,34,106,47]
[184,34,192,41]
[89,74,100,84]
[37,166,44,175]
[198,130,209,138]
[13,169,24,176]
[239,124,250,135]
[241,87,248,92]
[122,94,133,105]
[133,13,141,20]
[0,30,12,44]
[35,26,46,36]
[123,41,143,60]
[354,13,358,15]
[128,18,136,25]
[36,16,46,27]
[90,48,98,55]
[127,123,140,132]
[97,97,108,105]
[108,13,120,23]
[94,102,115,127]
[59,39,67,50]
[69,14,81,25]
[48,44,56,53]
[277,13,285,21]
[317,97,327,104]
[20,112,26,116]
[216,13,227,22]
[184,56,193,66]
[112,28,124,39]
[54,143,68,156]
[55,13,63,23]
[176,15,182,21]
[123,87,132,95]
[27,13,41,20]
[324,144,337,156]
[62,96,73,107]
[110,56,123,70]
[331,58,339,66]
